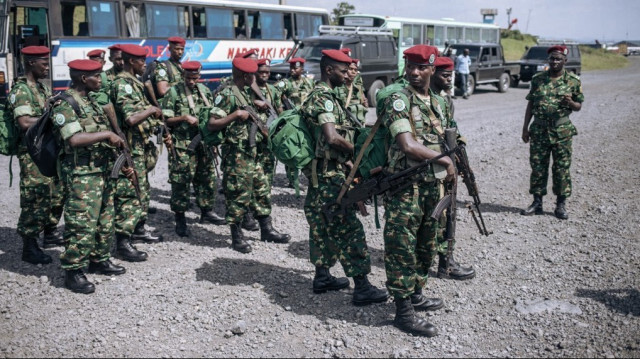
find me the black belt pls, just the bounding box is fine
[72,155,108,168]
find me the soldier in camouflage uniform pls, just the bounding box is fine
[152,36,185,98]
[52,59,129,294]
[335,58,368,124]
[520,45,583,220]
[301,49,388,306]
[254,58,283,185]
[111,44,166,261]
[87,49,106,66]
[5,46,64,265]
[99,44,124,99]
[277,57,315,188]
[205,57,290,254]
[162,61,225,237]
[379,45,457,337]
[428,56,476,281]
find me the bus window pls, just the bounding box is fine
[87,1,118,37]
[283,13,293,39]
[234,11,247,39]
[447,26,463,44]
[481,28,497,43]
[201,8,233,39]
[247,11,260,39]
[466,27,480,42]
[260,11,284,40]
[295,13,323,38]
[434,26,445,46]
[401,24,420,46]
[124,3,146,37]
[145,4,187,38]
[424,25,434,45]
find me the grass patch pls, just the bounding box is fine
[580,46,629,71]
[502,37,537,62]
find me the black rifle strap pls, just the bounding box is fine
[58,92,82,117]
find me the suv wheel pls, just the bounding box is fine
[367,80,386,107]
[498,73,510,93]
[466,75,475,96]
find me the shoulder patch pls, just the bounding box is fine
[324,99,334,112]
[9,94,15,104]
[214,95,223,105]
[158,68,167,77]
[278,81,285,88]
[124,84,133,95]
[54,113,66,126]
[393,99,406,112]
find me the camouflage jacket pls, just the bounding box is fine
[154,59,184,89]
[52,89,113,175]
[277,76,314,107]
[527,69,584,121]
[162,82,212,148]
[6,77,51,154]
[258,83,282,114]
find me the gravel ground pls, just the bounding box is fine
[0,58,639,358]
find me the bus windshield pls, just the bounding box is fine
[297,41,340,61]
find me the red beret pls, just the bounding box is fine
[434,56,454,71]
[232,57,258,73]
[108,44,121,51]
[547,45,568,55]
[68,59,103,72]
[87,49,105,58]
[235,48,259,59]
[21,46,50,58]
[340,48,352,56]
[351,58,360,65]
[256,58,271,67]
[119,44,147,57]
[321,49,352,64]
[181,61,202,72]
[288,57,305,67]
[168,36,186,46]
[403,45,438,65]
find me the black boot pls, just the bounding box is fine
[21,236,52,265]
[352,274,389,306]
[230,224,252,253]
[410,288,444,312]
[88,260,126,276]
[257,216,290,243]
[175,212,189,237]
[393,297,438,337]
[65,269,95,294]
[200,208,226,225]
[42,226,64,248]
[437,253,476,280]
[241,213,259,231]
[147,206,157,214]
[313,266,350,294]
[131,220,163,243]
[555,195,569,220]
[116,233,148,262]
[520,195,543,215]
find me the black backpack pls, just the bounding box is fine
[24,92,81,177]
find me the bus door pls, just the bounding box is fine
[8,1,50,83]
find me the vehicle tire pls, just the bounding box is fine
[367,80,386,107]
[466,75,475,96]
[498,73,510,93]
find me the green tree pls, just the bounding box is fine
[331,2,355,25]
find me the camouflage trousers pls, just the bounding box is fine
[434,182,453,255]
[59,171,115,270]
[168,145,217,213]
[383,181,440,299]
[114,153,146,236]
[16,153,65,238]
[303,172,371,277]
[221,147,271,225]
[258,150,276,187]
[529,123,574,197]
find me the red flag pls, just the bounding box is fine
[511,18,518,24]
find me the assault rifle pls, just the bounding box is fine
[187,133,221,179]
[143,79,177,160]
[240,105,269,148]
[344,107,364,128]
[456,142,491,236]
[282,94,295,111]
[250,82,278,126]
[322,148,459,223]
[103,103,142,204]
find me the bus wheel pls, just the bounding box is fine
[367,80,386,107]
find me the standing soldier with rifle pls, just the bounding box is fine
[150,37,185,98]
[52,59,130,293]
[378,45,456,337]
[98,44,124,100]
[6,46,64,265]
[428,56,476,281]
[301,49,387,306]
[162,61,225,237]
[254,57,282,185]
[204,57,290,254]
[111,44,165,261]
[521,45,583,220]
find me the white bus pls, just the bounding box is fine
[0,0,329,99]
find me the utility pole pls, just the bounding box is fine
[506,8,512,28]
[279,0,286,4]
[525,9,532,33]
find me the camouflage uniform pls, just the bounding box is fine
[6,77,64,239]
[335,74,368,124]
[209,85,272,224]
[526,70,584,197]
[154,59,184,91]
[52,90,115,270]
[100,67,120,97]
[380,84,450,299]
[301,81,371,277]
[277,75,315,107]
[111,72,160,235]
[256,83,282,184]
[161,82,217,213]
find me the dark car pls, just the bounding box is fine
[449,43,520,95]
[519,44,581,84]
[270,26,398,105]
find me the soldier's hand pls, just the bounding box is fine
[522,127,530,143]
[184,115,199,126]
[445,159,457,183]
[253,100,268,110]
[121,166,135,181]
[151,106,163,118]
[163,133,173,148]
[235,110,250,122]
[356,201,369,216]
[108,132,125,148]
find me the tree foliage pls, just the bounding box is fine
[331,2,355,25]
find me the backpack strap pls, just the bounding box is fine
[58,92,82,117]
[196,84,211,107]
[163,60,175,83]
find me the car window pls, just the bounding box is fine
[297,41,341,61]
[379,40,395,58]
[361,41,378,58]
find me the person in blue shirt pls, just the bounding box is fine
[455,48,471,99]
